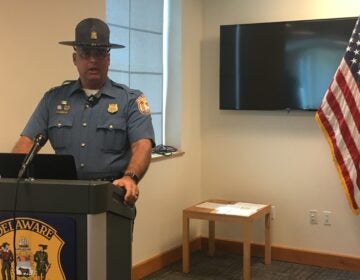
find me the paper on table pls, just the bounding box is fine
[214,205,255,216]
[234,202,267,210]
[196,202,226,209]
[196,201,267,216]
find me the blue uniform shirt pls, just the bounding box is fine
[22,78,155,180]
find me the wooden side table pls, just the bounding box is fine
[182,199,272,280]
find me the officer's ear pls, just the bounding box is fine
[72,52,77,65]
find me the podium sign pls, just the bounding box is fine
[0,215,75,279]
[0,178,135,280]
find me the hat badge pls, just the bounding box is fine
[91,31,97,40]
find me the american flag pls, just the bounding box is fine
[316,17,360,214]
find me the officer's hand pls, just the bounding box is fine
[112,176,139,205]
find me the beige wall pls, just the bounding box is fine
[201,0,360,257]
[0,0,104,152]
[133,0,203,263]
[0,0,203,265]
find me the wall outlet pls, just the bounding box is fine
[309,209,318,224]
[323,210,332,225]
[271,206,276,220]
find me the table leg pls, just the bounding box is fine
[265,212,271,265]
[182,214,190,273]
[243,222,251,280]
[208,220,215,256]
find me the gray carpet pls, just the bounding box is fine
[143,251,360,280]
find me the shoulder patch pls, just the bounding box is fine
[136,94,151,115]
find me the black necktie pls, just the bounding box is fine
[87,95,99,107]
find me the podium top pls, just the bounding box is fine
[0,178,135,219]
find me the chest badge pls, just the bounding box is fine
[56,100,70,114]
[107,103,118,114]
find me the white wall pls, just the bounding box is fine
[201,0,360,257]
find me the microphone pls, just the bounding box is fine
[17,134,47,179]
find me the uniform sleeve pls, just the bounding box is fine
[21,91,51,140]
[126,91,156,147]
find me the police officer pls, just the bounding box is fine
[12,18,155,204]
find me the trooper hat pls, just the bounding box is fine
[59,18,124,49]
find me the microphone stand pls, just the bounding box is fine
[17,134,47,179]
[13,133,47,279]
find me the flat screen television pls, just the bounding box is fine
[219,17,357,111]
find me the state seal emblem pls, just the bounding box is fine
[0,217,67,279]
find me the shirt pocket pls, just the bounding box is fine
[48,118,73,149]
[96,118,127,153]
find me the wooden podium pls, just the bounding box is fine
[0,178,135,280]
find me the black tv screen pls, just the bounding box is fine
[219,17,357,111]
